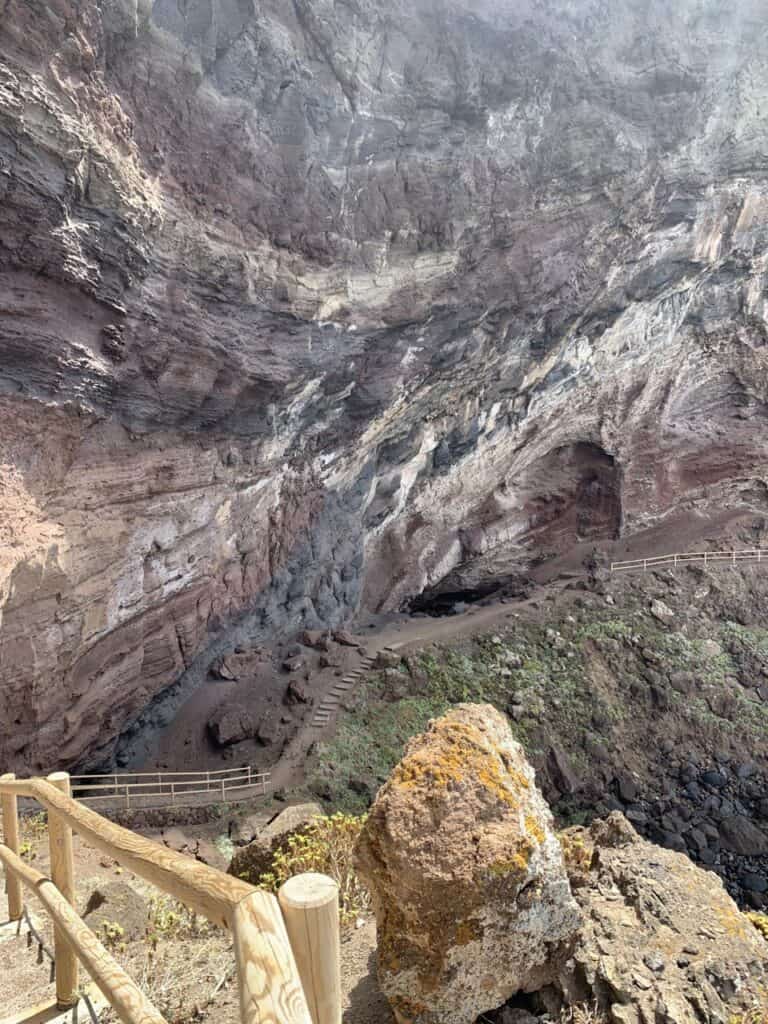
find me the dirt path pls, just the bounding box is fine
[268,582,580,793]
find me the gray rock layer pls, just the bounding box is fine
[3,1,768,769]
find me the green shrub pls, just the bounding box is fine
[259,813,370,926]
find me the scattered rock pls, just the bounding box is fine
[355,704,581,1024]
[701,769,727,788]
[376,649,402,669]
[207,702,256,746]
[210,656,236,681]
[719,814,768,856]
[616,772,639,803]
[229,802,323,882]
[333,629,363,647]
[284,679,310,705]
[161,827,192,852]
[230,812,269,845]
[300,629,330,650]
[547,744,581,796]
[194,838,229,872]
[554,814,768,1022]
[256,715,281,746]
[650,599,674,624]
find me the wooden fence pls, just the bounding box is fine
[0,771,340,1024]
[610,549,767,573]
[69,765,270,811]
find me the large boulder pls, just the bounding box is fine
[555,814,768,1023]
[207,702,256,746]
[354,704,581,1024]
[229,802,324,882]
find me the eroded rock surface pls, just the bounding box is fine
[4,1,768,769]
[355,704,581,1024]
[553,814,768,1023]
[229,801,324,883]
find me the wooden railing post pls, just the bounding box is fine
[231,890,313,1024]
[0,772,23,921]
[47,771,78,1007]
[278,873,341,1024]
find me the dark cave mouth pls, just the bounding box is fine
[405,576,535,617]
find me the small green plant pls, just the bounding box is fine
[258,813,370,926]
[21,811,47,841]
[147,894,211,949]
[100,919,126,951]
[729,1010,768,1024]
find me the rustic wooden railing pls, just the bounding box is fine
[69,765,270,810]
[0,772,340,1024]
[610,549,767,573]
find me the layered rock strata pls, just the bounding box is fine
[4,1,768,768]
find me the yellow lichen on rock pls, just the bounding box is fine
[355,704,581,1024]
[390,715,528,808]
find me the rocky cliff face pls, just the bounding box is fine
[3,0,768,771]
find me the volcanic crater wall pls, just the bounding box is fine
[3,0,768,770]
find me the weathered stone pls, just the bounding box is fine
[194,838,229,872]
[650,600,674,625]
[300,630,328,650]
[376,649,403,670]
[229,802,323,883]
[547,744,581,796]
[555,814,768,1021]
[719,815,768,856]
[160,827,192,852]
[284,679,310,705]
[207,703,256,746]
[333,629,363,648]
[355,704,581,1024]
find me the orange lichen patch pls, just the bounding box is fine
[747,912,768,941]
[391,996,429,1022]
[489,845,532,880]
[454,918,482,945]
[715,903,752,941]
[558,829,594,877]
[391,717,529,807]
[525,813,545,845]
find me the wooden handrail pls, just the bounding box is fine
[68,766,270,811]
[0,774,314,1024]
[0,843,166,1024]
[72,766,267,781]
[610,548,766,572]
[2,776,253,925]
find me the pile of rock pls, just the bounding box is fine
[604,755,768,908]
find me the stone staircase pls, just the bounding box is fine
[310,645,400,729]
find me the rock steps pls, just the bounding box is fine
[310,646,400,729]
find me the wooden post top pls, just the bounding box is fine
[279,873,340,910]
